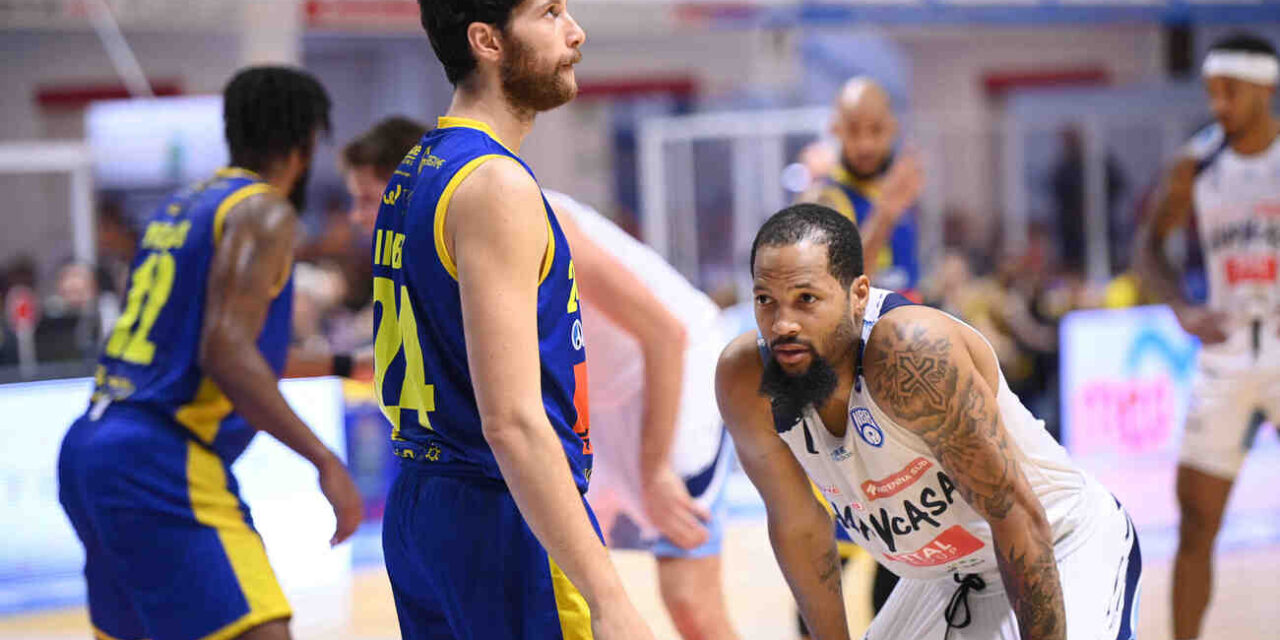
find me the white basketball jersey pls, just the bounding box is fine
[775,289,1112,580]
[544,191,729,483]
[1188,124,1280,366]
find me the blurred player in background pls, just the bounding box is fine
[548,191,739,640]
[1136,32,1280,640]
[376,1,652,638]
[57,66,363,640]
[802,76,925,299]
[719,204,1141,640]
[343,116,430,233]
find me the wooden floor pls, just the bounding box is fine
[3,521,1277,640]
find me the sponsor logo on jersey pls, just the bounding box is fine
[1225,255,1277,284]
[831,445,852,462]
[816,482,841,496]
[832,470,959,553]
[417,145,445,172]
[851,407,884,448]
[571,319,584,350]
[1206,219,1280,252]
[883,525,985,568]
[861,457,933,501]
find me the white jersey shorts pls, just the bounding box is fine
[862,497,1141,640]
[1180,350,1280,479]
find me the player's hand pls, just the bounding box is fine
[1168,157,1195,205]
[317,453,363,546]
[642,467,712,551]
[590,597,656,640]
[875,151,924,222]
[1174,305,1229,345]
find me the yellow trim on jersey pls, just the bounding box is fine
[433,154,506,281]
[838,540,863,560]
[437,116,515,154]
[186,441,292,640]
[214,167,262,181]
[212,183,274,245]
[831,166,881,200]
[270,255,293,297]
[93,626,145,640]
[820,184,858,223]
[538,216,556,286]
[548,556,593,640]
[174,377,234,445]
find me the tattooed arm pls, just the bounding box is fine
[716,333,851,640]
[862,308,1065,640]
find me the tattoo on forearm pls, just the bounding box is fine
[997,536,1066,640]
[816,544,842,595]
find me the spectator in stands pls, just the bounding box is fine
[1049,126,1129,276]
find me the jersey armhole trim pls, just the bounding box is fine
[433,154,506,281]
[822,183,859,223]
[538,215,555,286]
[212,183,274,245]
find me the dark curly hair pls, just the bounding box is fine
[223,66,331,173]
[751,204,865,288]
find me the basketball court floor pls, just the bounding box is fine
[2,517,1276,640]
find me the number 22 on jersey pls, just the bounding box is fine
[105,251,176,365]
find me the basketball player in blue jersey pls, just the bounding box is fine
[376,2,652,639]
[802,76,924,299]
[342,116,733,639]
[57,67,363,640]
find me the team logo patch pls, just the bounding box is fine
[571,319,584,350]
[851,407,884,448]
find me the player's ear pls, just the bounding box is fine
[467,22,503,69]
[848,275,871,318]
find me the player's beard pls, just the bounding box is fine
[289,164,311,212]
[759,348,840,417]
[500,32,579,114]
[843,152,893,182]
[758,315,857,415]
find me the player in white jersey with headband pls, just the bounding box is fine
[546,191,739,640]
[1135,32,1280,640]
[717,204,1140,639]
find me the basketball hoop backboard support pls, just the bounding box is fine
[0,142,96,270]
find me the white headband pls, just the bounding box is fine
[1202,50,1279,85]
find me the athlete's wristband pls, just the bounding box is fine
[332,353,354,378]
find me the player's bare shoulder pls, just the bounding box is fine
[222,190,297,243]
[450,155,540,220]
[715,331,770,422]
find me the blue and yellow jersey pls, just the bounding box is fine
[372,117,592,493]
[818,165,920,293]
[91,168,294,463]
